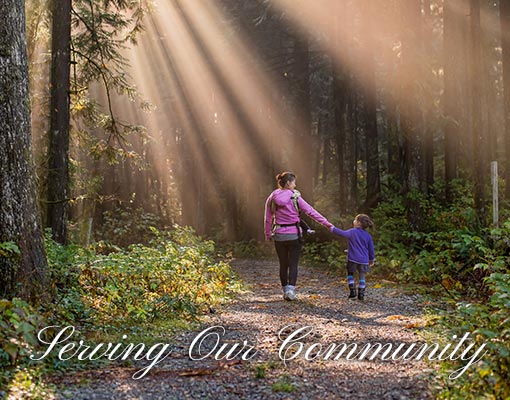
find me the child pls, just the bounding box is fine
[330,214,375,300]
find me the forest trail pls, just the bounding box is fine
[52,259,434,399]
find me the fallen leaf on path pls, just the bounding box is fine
[178,369,215,377]
[387,315,406,320]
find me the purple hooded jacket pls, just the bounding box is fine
[264,189,333,240]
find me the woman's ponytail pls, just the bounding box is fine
[276,171,296,189]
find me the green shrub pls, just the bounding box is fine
[0,298,42,369]
[1,226,241,395]
[271,375,294,393]
[45,226,241,328]
[301,240,345,269]
[435,271,510,399]
[0,298,44,392]
[97,205,163,247]
[227,240,273,259]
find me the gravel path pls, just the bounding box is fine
[51,258,435,399]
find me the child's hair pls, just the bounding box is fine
[276,171,296,189]
[355,214,374,229]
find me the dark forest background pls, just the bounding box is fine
[23,0,510,245]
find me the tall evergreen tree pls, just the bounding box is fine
[47,0,71,244]
[0,0,49,299]
[400,0,425,228]
[501,0,510,200]
[470,0,487,223]
[293,34,313,199]
[361,0,381,210]
[443,0,461,203]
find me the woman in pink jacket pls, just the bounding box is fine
[264,172,333,301]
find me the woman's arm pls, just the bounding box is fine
[264,195,274,240]
[297,197,333,228]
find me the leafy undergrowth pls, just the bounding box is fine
[0,226,242,399]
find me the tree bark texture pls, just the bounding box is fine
[470,0,487,223]
[443,0,462,202]
[0,0,49,299]
[400,0,425,229]
[292,35,313,200]
[47,0,72,244]
[360,0,381,210]
[422,0,434,191]
[501,0,510,200]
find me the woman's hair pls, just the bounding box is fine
[276,171,296,189]
[355,214,374,229]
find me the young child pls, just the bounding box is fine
[330,214,375,300]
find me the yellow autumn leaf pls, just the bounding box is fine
[478,367,491,378]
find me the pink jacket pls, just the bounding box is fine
[264,189,333,240]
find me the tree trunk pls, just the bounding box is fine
[443,0,462,202]
[422,0,434,191]
[293,35,313,199]
[470,0,487,223]
[481,0,496,166]
[348,87,359,212]
[333,69,348,215]
[321,134,330,185]
[400,0,424,229]
[0,0,49,300]
[501,0,510,200]
[47,0,71,244]
[386,102,402,184]
[332,5,357,215]
[361,0,381,210]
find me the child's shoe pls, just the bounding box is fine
[358,288,365,301]
[348,284,357,299]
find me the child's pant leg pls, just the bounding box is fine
[346,261,357,287]
[358,269,366,289]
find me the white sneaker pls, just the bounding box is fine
[283,285,290,300]
[287,286,296,301]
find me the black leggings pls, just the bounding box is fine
[274,239,302,287]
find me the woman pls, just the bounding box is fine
[264,172,333,301]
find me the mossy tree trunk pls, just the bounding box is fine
[0,0,49,300]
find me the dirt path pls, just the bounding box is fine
[52,259,434,399]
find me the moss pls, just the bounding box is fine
[0,43,11,57]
